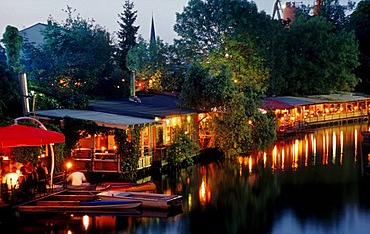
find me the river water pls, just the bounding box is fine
[3,123,370,233]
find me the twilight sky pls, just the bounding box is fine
[1,0,304,44]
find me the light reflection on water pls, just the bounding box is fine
[4,123,370,233]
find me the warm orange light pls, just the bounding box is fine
[83,215,89,231]
[199,178,211,206]
[66,161,72,170]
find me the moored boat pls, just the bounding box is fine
[65,181,156,193]
[17,199,142,213]
[66,184,98,191]
[96,181,156,192]
[96,191,183,210]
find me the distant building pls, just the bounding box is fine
[0,44,6,64]
[19,23,47,47]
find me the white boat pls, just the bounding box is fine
[97,191,183,210]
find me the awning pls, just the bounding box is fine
[262,99,294,110]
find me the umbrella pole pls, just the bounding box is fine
[14,117,56,190]
[50,144,55,189]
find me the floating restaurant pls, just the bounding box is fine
[261,93,370,136]
[33,94,207,174]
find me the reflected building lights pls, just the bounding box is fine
[272,145,277,170]
[293,139,298,170]
[282,149,285,171]
[199,178,211,207]
[312,135,317,165]
[322,133,326,165]
[249,156,252,173]
[305,136,308,166]
[261,125,362,175]
[83,215,89,231]
[332,131,336,164]
[355,129,358,162]
[340,131,343,165]
[188,193,192,211]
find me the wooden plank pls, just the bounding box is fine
[37,200,80,206]
[52,194,98,201]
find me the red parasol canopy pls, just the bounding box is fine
[262,99,294,110]
[0,124,65,148]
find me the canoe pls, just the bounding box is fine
[17,199,142,213]
[65,181,156,193]
[96,181,156,192]
[97,191,183,210]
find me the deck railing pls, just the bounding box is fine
[303,110,367,124]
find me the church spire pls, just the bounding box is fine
[150,14,156,45]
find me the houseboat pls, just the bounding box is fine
[261,93,370,136]
[33,94,209,174]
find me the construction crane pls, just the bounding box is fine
[272,0,284,21]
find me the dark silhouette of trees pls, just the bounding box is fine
[117,0,139,73]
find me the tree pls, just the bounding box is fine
[279,15,359,95]
[175,0,264,59]
[1,25,23,72]
[314,0,355,30]
[349,0,370,94]
[126,36,171,92]
[166,126,200,169]
[115,126,141,181]
[175,0,279,158]
[22,6,116,109]
[0,63,22,121]
[117,0,139,73]
[180,62,277,159]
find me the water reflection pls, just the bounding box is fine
[266,124,366,172]
[3,123,370,233]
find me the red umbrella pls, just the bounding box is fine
[0,117,65,187]
[262,99,294,110]
[0,124,64,148]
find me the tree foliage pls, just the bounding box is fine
[126,36,173,92]
[349,0,370,93]
[0,64,22,120]
[117,0,140,73]
[115,126,141,181]
[166,126,200,169]
[22,6,116,109]
[176,1,279,158]
[1,25,23,72]
[278,15,359,95]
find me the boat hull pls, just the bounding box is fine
[97,191,183,210]
[17,199,142,213]
[96,181,156,192]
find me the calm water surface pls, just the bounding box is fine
[2,123,370,234]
